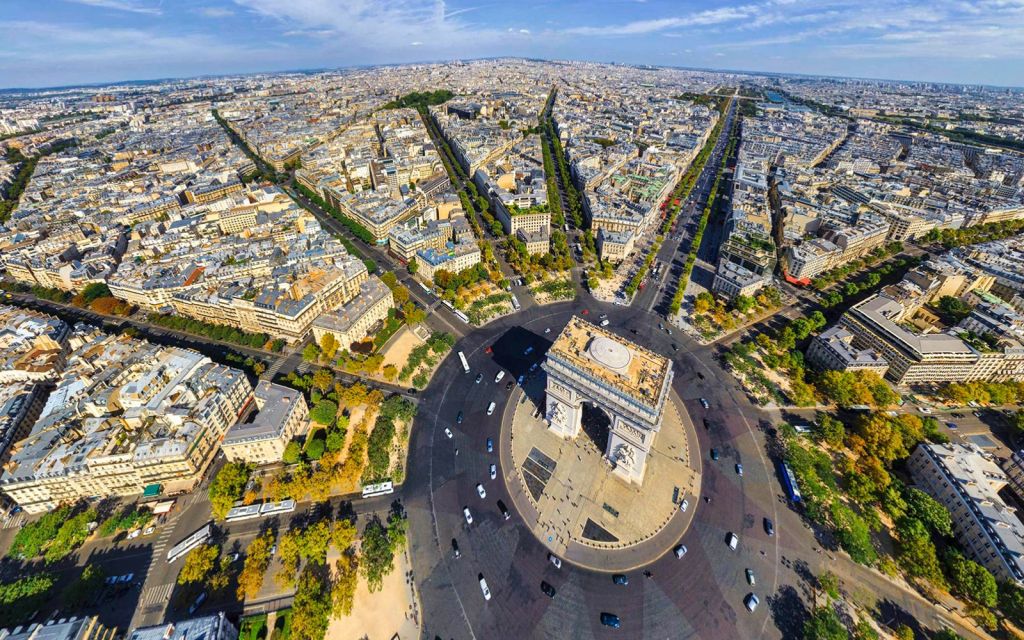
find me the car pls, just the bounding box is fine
[951,412,964,418]
[946,422,959,429]
[710,448,720,461]
[918,406,933,414]
[735,463,744,477]
[463,507,473,525]
[727,532,739,550]
[127,529,141,539]
[456,411,464,424]
[494,371,505,383]
[143,526,156,536]
[671,343,678,351]
[486,437,494,453]
[485,345,493,354]
[763,518,775,536]
[700,398,710,409]
[479,575,491,601]
[104,576,118,586]
[612,574,629,586]
[658,322,663,330]
[744,593,759,612]
[600,319,610,327]
[452,539,461,559]
[529,363,539,372]
[486,402,496,416]
[582,309,589,315]
[230,552,240,562]
[497,500,511,520]
[505,381,514,391]
[674,544,688,559]
[475,373,483,384]
[549,553,562,569]
[523,346,535,356]
[679,499,689,513]
[599,314,608,319]
[270,544,277,556]
[444,427,453,439]
[973,411,983,418]
[544,327,551,334]
[489,463,497,480]
[600,613,621,628]
[476,483,487,499]
[540,581,556,598]
[746,568,756,586]
[189,591,207,615]
[697,372,705,380]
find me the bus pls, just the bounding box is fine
[167,523,212,563]
[458,351,470,374]
[510,294,521,311]
[259,499,296,517]
[225,503,262,522]
[362,481,395,499]
[418,282,432,294]
[779,462,802,504]
[454,310,470,324]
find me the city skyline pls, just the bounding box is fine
[3,0,1024,89]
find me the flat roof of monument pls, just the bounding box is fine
[546,316,672,406]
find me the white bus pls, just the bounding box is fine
[458,351,470,374]
[167,523,212,563]
[362,481,395,499]
[454,310,470,324]
[225,503,262,522]
[259,499,296,517]
[510,294,521,311]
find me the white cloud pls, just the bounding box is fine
[66,0,162,15]
[563,6,756,36]
[198,7,236,18]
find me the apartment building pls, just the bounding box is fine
[0,616,119,640]
[388,220,452,261]
[415,242,482,282]
[221,381,310,465]
[129,614,237,640]
[909,443,1024,584]
[0,329,253,513]
[596,228,635,264]
[806,326,889,376]
[311,277,395,350]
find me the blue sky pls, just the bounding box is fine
[2,0,1023,89]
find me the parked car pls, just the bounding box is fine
[456,411,464,424]
[188,591,207,615]
[700,398,710,409]
[549,553,562,569]
[476,483,487,499]
[452,539,460,559]
[143,526,156,536]
[600,613,621,628]
[489,464,497,480]
[497,500,510,520]
[540,581,556,598]
[735,463,744,477]
[487,402,496,416]
[475,373,483,384]
[679,499,689,512]
[494,371,505,383]
[744,593,759,612]
[746,569,756,586]
[463,507,473,525]
[763,518,774,536]
[674,545,688,559]
[710,448,720,461]
[612,574,629,586]
[444,427,454,439]
[486,437,493,453]
[727,532,739,550]
[479,575,491,601]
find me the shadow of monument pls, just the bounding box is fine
[580,402,611,453]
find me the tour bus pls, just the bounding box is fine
[362,481,395,499]
[510,294,521,311]
[458,351,470,374]
[259,499,296,517]
[779,462,802,503]
[167,523,212,563]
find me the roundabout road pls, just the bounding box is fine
[404,298,784,639]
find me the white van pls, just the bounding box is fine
[487,402,496,416]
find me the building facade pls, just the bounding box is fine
[221,381,310,465]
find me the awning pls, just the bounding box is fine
[142,483,162,498]
[152,500,175,515]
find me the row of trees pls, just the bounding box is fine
[382,90,454,110]
[400,331,456,387]
[539,89,584,230]
[668,102,735,314]
[7,502,97,564]
[1,142,76,222]
[0,574,55,627]
[818,257,919,309]
[937,379,1024,405]
[294,183,376,245]
[924,218,1024,249]
[690,287,782,338]
[366,396,417,482]
[809,242,904,291]
[145,312,284,352]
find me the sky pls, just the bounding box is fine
[1,0,1023,89]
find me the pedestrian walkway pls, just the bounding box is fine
[1,513,25,530]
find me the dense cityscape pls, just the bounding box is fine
[2,5,1024,640]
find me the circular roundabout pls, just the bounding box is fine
[404,299,783,639]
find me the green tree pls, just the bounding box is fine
[208,462,252,520]
[852,620,878,640]
[8,504,71,559]
[818,571,840,600]
[310,400,338,426]
[237,530,274,601]
[931,631,964,640]
[895,518,946,587]
[301,342,321,362]
[893,625,914,640]
[304,431,326,461]
[999,581,1024,628]
[830,502,877,565]
[902,487,952,537]
[283,440,303,464]
[0,575,55,627]
[290,564,332,640]
[178,543,220,585]
[804,606,848,640]
[63,564,104,609]
[815,414,846,448]
[45,508,98,563]
[326,430,345,453]
[360,517,395,593]
[311,368,334,394]
[945,550,997,607]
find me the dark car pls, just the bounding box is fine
[697,372,705,380]
[456,411,464,424]
[540,581,556,598]
[451,538,461,559]
[486,437,494,453]
[475,373,483,384]
[710,448,720,461]
[497,499,511,520]
[600,613,621,628]
[506,381,514,391]
[612,574,629,586]
[763,518,775,536]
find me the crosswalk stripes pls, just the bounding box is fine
[140,582,174,608]
[1,514,25,530]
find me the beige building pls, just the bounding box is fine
[1,332,253,513]
[415,242,482,282]
[806,326,889,376]
[311,277,395,350]
[596,228,635,263]
[221,381,309,465]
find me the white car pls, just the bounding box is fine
[679,499,689,513]
[549,553,562,569]
[918,406,934,414]
[544,328,551,334]
[600,319,610,327]
[744,593,759,612]
[700,398,710,409]
[727,532,739,551]
[674,544,688,559]
[486,402,496,416]
[479,576,492,601]
[489,464,497,480]
[463,507,473,525]
[143,526,156,536]
[476,483,487,499]
[494,371,505,383]
[746,568,756,586]
[444,427,454,439]
[127,529,141,540]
